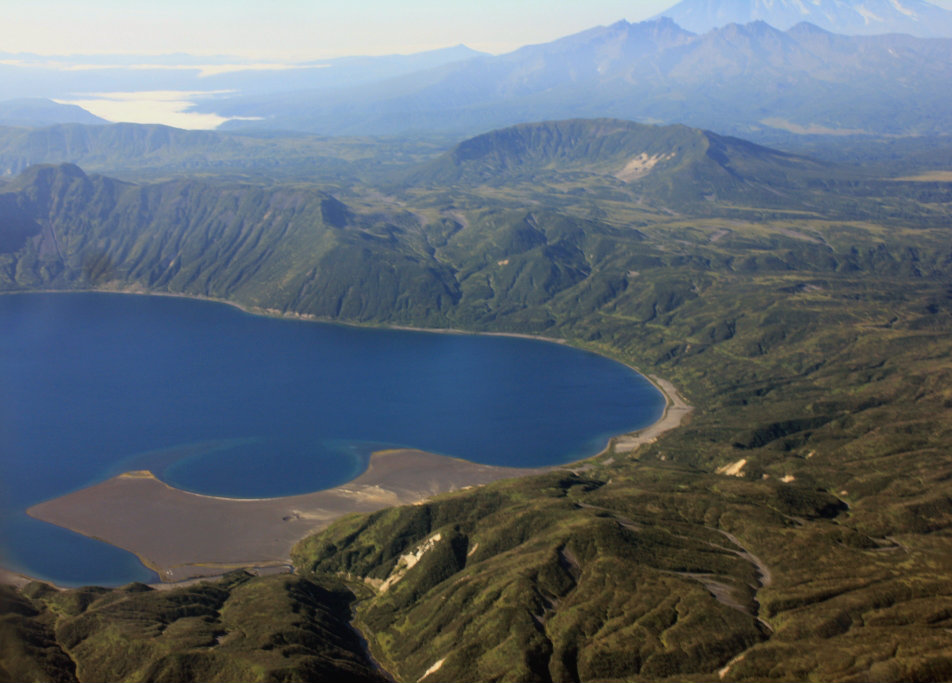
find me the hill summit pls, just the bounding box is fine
[410,118,831,205]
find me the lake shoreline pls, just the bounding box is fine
[1,287,691,589]
[0,286,570,345]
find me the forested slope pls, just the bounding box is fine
[2,120,952,682]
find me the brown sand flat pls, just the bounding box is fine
[27,449,543,582]
[24,375,692,585]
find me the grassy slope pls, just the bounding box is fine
[290,213,952,682]
[1,127,951,681]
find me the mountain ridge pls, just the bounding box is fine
[654,0,952,37]
[0,98,107,128]
[0,45,489,104]
[209,18,952,139]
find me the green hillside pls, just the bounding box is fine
[409,119,705,182]
[403,119,939,219]
[0,573,387,683]
[2,119,952,682]
[0,123,449,182]
[407,119,835,197]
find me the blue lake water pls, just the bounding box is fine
[0,292,665,586]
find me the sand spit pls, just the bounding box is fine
[19,374,692,586]
[27,450,544,583]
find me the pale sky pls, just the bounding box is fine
[6,1,952,60]
[3,0,681,59]
[7,1,952,61]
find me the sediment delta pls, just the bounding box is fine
[25,377,690,584]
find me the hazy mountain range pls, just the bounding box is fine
[0,99,107,128]
[0,4,949,141]
[656,0,952,36]
[0,45,487,101]
[203,18,951,139]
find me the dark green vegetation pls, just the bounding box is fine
[0,573,387,683]
[2,118,952,682]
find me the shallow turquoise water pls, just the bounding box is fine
[0,292,664,586]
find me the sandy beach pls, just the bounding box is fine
[608,374,692,453]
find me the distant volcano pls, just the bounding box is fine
[653,0,952,37]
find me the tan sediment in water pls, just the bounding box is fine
[27,450,544,583]
[19,373,692,586]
